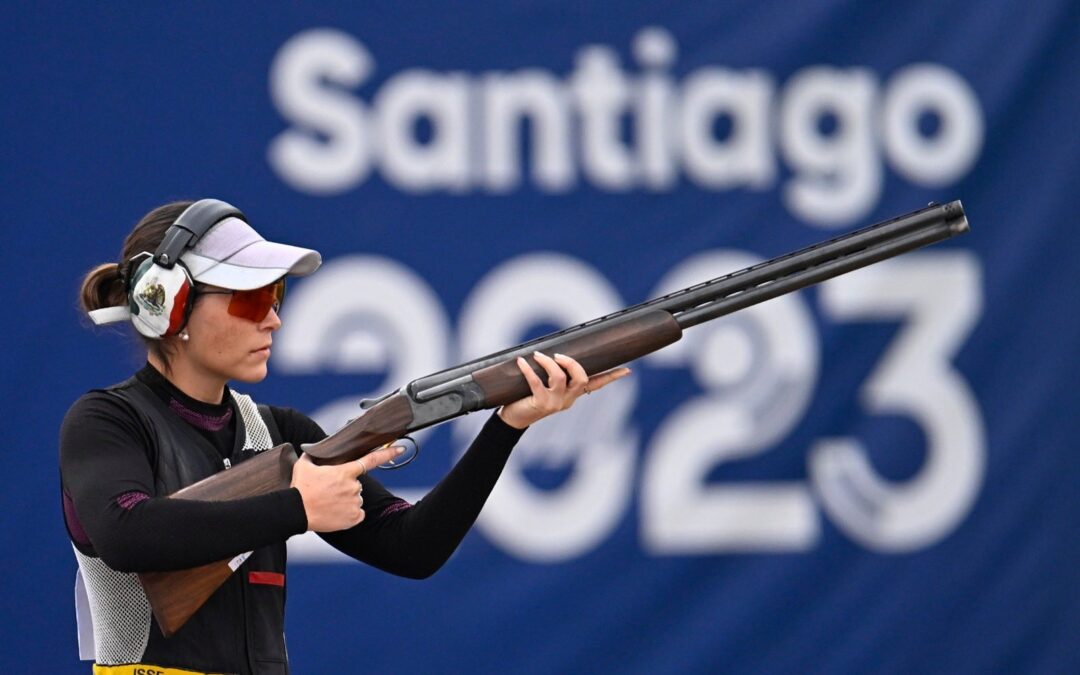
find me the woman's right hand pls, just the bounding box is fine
[290,445,404,532]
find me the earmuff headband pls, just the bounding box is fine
[153,199,245,268]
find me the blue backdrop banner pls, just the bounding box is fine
[3,2,1079,673]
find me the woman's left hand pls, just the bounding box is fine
[497,352,632,430]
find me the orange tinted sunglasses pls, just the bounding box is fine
[196,278,286,322]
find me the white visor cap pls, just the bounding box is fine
[181,217,321,290]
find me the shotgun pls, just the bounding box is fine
[140,200,970,636]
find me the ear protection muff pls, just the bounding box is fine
[126,199,246,339]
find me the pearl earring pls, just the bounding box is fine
[179,330,190,342]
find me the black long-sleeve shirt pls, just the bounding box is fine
[60,363,525,578]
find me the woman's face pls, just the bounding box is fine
[178,289,281,385]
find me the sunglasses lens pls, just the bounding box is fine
[226,279,286,322]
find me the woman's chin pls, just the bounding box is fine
[231,364,269,384]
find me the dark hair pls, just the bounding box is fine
[80,200,194,366]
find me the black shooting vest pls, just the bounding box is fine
[74,376,291,675]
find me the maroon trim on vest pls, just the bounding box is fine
[168,397,233,431]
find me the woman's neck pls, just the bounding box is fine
[147,353,227,405]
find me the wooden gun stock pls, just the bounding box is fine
[138,444,297,637]
[139,393,414,637]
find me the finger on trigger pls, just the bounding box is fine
[370,444,405,470]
